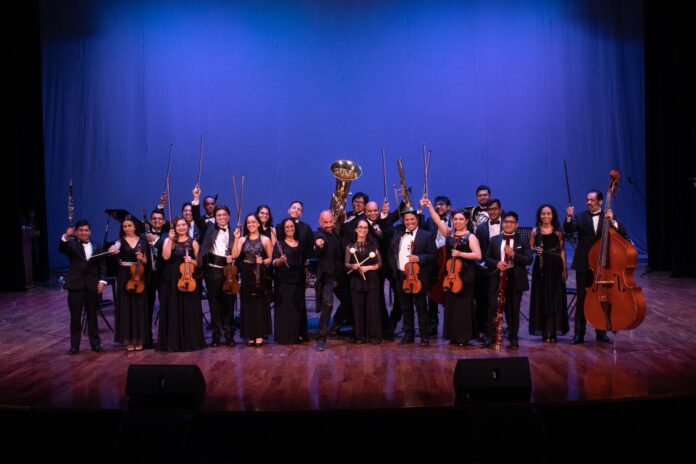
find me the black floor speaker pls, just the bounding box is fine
[453,357,532,404]
[126,364,206,410]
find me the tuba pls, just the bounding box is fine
[329,160,362,232]
[396,158,413,214]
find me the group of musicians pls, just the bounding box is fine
[60,182,627,354]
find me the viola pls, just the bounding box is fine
[125,242,146,294]
[222,258,240,295]
[584,170,646,332]
[177,246,197,293]
[402,239,422,294]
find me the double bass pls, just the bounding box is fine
[584,170,646,332]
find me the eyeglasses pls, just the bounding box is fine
[503,220,517,224]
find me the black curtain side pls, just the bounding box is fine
[645,1,696,277]
[4,0,49,291]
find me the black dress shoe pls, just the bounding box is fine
[225,339,237,347]
[596,333,613,344]
[91,344,103,353]
[570,334,585,345]
[420,338,430,346]
[399,336,415,345]
[353,339,365,345]
[67,347,78,355]
[509,339,519,349]
[210,340,220,347]
[481,337,491,348]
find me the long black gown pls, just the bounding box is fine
[272,241,307,344]
[528,231,569,338]
[345,240,382,342]
[442,233,478,344]
[240,237,272,340]
[157,239,206,351]
[114,236,149,345]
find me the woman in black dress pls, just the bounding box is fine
[528,204,569,342]
[272,218,307,344]
[231,213,274,347]
[110,216,149,351]
[157,217,206,351]
[256,204,275,241]
[344,218,383,344]
[422,200,481,346]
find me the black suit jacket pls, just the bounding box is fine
[193,203,216,238]
[313,228,345,281]
[197,224,235,267]
[563,211,628,272]
[485,233,533,293]
[388,226,437,288]
[59,238,106,291]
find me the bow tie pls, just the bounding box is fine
[590,211,602,217]
[80,240,90,245]
[489,220,500,225]
[405,230,414,235]
[216,225,227,232]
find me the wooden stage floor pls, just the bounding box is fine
[1,264,695,412]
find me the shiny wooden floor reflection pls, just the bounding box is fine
[1,264,695,412]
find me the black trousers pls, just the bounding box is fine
[68,289,101,349]
[395,282,429,339]
[574,269,606,336]
[204,267,236,343]
[315,277,350,340]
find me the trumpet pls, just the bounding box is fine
[329,160,362,232]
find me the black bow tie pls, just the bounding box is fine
[489,220,500,225]
[79,240,90,245]
[405,230,414,235]
[590,211,602,217]
[216,225,227,232]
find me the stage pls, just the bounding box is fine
[1,263,695,411]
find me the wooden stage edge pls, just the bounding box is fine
[1,263,696,413]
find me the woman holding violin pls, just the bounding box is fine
[422,199,481,347]
[157,217,206,351]
[232,213,273,347]
[272,218,308,344]
[344,218,383,344]
[528,205,569,343]
[109,215,149,351]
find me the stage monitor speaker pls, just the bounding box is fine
[126,364,206,410]
[453,357,531,404]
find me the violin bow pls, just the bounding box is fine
[381,148,388,203]
[563,159,573,207]
[196,134,204,189]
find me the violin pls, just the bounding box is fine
[402,239,422,294]
[584,170,646,332]
[443,254,463,294]
[222,257,239,295]
[125,243,146,294]
[177,246,197,293]
[250,258,270,296]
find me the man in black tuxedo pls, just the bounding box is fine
[144,209,167,346]
[469,184,492,229]
[198,205,236,347]
[59,220,107,355]
[474,199,503,338]
[192,185,218,238]
[341,192,369,239]
[484,211,533,349]
[313,211,350,351]
[564,190,628,345]
[423,195,453,336]
[388,209,437,346]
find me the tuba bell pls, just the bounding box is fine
[329,160,362,232]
